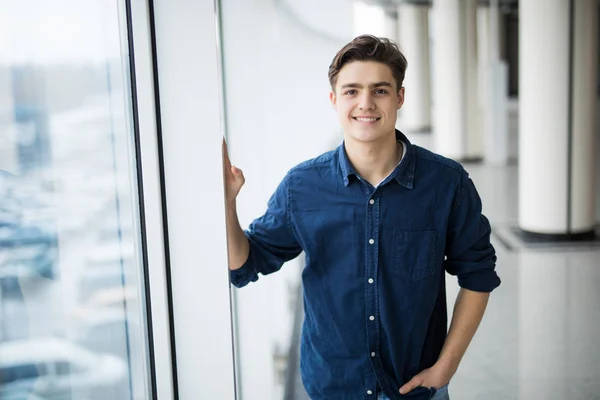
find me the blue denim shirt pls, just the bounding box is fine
[230,130,500,400]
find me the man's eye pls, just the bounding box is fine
[375,89,388,95]
[344,90,357,95]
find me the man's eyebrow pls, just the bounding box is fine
[340,81,393,89]
[370,81,393,88]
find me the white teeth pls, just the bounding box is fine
[355,117,378,122]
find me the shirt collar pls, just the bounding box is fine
[338,129,415,190]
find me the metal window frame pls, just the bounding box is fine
[148,0,237,398]
[127,0,178,398]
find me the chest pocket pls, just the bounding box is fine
[393,230,437,281]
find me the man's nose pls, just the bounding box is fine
[358,93,375,110]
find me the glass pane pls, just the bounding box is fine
[0,1,152,399]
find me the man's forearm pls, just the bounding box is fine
[226,200,250,270]
[436,288,490,375]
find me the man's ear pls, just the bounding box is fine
[329,91,337,107]
[397,86,405,110]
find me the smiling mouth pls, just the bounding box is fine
[353,117,380,122]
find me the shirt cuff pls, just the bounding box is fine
[458,269,501,293]
[229,250,258,288]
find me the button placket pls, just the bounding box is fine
[365,191,381,396]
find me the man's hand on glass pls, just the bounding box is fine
[222,138,245,203]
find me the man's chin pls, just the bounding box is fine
[344,129,385,142]
[344,134,381,144]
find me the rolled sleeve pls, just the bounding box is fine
[444,172,501,292]
[229,172,302,288]
[229,245,259,288]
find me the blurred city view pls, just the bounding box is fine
[0,1,151,399]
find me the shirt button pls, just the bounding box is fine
[371,352,376,357]
[369,199,375,205]
[369,315,375,321]
[369,239,374,244]
[368,278,374,284]
[367,390,373,395]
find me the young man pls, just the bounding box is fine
[223,35,500,400]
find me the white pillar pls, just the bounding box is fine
[479,1,509,165]
[519,0,598,236]
[431,0,480,160]
[476,5,490,145]
[464,0,481,159]
[570,0,599,233]
[397,3,431,133]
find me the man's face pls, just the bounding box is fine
[330,60,404,144]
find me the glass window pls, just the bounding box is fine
[54,361,72,376]
[0,1,152,399]
[54,360,86,376]
[0,363,45,384]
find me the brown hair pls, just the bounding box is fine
[328,34,407,93]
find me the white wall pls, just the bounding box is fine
[218,0,354,398]
[281,0,353,42]
[353,1,387,37]
[153,0,236,398]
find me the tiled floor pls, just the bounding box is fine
[291,133,600,400]
[447,161,600,400]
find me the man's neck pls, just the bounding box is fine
[344,133,403,187]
